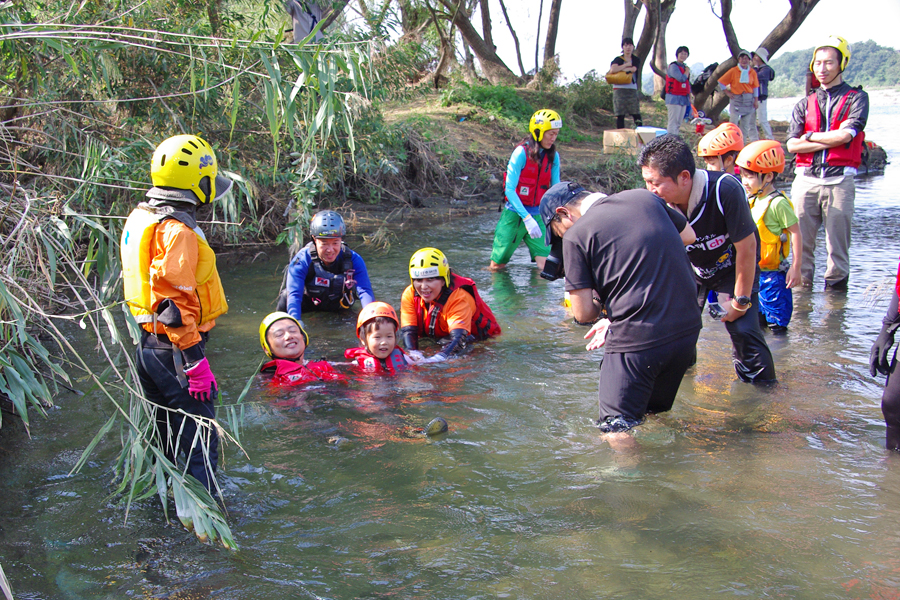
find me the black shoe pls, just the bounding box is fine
[824,277,849,291]
[769,325,788,334]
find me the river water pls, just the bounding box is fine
[1,91,899,599]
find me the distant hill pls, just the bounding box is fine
[767,40,900,97]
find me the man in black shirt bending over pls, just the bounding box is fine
[540,182,702,434]
[639,134,776,384]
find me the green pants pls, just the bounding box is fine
[490,209,550,265]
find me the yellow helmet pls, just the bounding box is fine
[259,311,309,358]
[809,35,851,72]
[529,109,563,143]
[356,301,400,338]
[409,247,450,287]
[148,134,233,205]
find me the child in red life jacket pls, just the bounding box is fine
[344,302,420,374]
[259,312,343,385]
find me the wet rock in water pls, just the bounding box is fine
[425,417,449,436]
[327,436,352,448]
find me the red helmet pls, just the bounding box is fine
[356,301,400,338]
[736,140,785,174]
[698,123,744,157]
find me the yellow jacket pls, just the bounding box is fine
[121,205,227,350]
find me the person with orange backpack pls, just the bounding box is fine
[736,141,803,333]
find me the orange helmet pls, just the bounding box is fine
[356,301,400,337]
[736,140,785,174]
[697,123,744,157]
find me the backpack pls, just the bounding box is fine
[691,62,719,95]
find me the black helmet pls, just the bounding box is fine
[309,210,346,238]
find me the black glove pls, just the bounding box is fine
[870,321,899,377]
[400,326,419,351]
[870,291,900,377]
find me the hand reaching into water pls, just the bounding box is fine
[584,319,611,351]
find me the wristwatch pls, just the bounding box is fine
[735,295,752,307]
[803,131,815,142]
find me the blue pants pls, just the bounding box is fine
[759,270,793,327]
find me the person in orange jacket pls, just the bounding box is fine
[121,134,233,492]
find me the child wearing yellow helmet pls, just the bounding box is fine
[488,109,562,272]
[258,312,344,386]
[736,141,802,333]
[344,302,420,374]
[402,248,501,362]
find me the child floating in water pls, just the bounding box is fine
[258,312,343,385]
[345,302,419,374]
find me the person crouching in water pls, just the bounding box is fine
[282,210,374,321]
[736,141,802,334]
[698,122,744,175]
[259,312,343,385]
[402,248,501,362]
[345,302,419,374]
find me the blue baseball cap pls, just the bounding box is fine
[539,181,587,245]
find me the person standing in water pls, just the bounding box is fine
[540,181,700,434]
[121,134,232,492]
[488,109,562,272]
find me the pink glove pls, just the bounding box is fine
[185,357,218,402]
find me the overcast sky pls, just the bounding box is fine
[483,0,900,81]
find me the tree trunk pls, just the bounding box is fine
[498,0,527,77]
[320,0,351,31]
[542,0,563,67]
[425,1,454,88]
[694,0,823,118]
[651,0,676,95]
[534,0,544,74]
[438,0,518,84]
[207,0,221,35]
[632,2,657,98]
[622,0,641,39]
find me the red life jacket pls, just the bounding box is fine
[506,144,554,207]
[413,274,501,340]
[665,63,689,96]
[260,358,343,386]
[796,88,865,169]
[344,346,410,375]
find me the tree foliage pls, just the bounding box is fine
[768,40,900,98]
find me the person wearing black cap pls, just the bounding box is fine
[540,181,701,434]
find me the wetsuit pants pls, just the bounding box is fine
[699,287,777,383]
[136,331,218,491]
[882,348,900,451]
[597,330,700,423]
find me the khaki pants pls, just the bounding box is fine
[755,99,773,140]
[666,103,685,135]
[792,173,855,285]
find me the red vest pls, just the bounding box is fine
[508,144,554,207]
[260,358,343,386]
[796,88,865,169]
[344,346,409,375]
[665,63,689,96]
[413,274,501,340]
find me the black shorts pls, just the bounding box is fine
[597,330,699,422]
